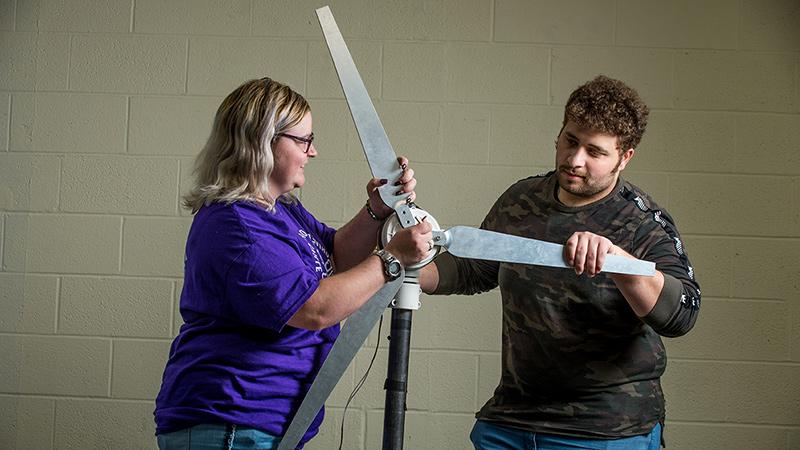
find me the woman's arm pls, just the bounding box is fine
[289,220,432,330]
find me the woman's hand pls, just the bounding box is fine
[366,156,417,220]
[384,220,433,267]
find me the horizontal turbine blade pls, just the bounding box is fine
[433,226,655,276]
[277,274,404,450]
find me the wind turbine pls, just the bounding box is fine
[277,6,655,450]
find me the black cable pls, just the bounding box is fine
[338,313,383,450]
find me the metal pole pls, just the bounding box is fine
[382,308,412,450]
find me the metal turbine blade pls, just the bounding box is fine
[433,226,656,276]
[316,5,414,227]
[277,275,404,450]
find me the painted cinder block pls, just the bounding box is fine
[419,292,502,352]
[664,298,789,361]
[366,410,475,450]
[178,157,196,217]
[0,1,13,30]
[111,339,172,399]
[0,397,55,450]
[0,32,69,91]
[60,276,173,338]
[129,96,221,156]
[477,353,501,407]
[732,238,800,300]
[616,0,738,49]
[61,155,179,215]
[122,217,191,277]
[378,102,442,163]
[495,0,615,45]
[3,214,121,274]
[304,407,364,450]
[636,110,737,174]
[300,160,370,223]
[621,171,670,209]
[0,335,110,396]
[436,0,492,42]
[796,54,800,114]
[552,47,674,109]
[444,43,549,105]
[0,154,60,211]
[740,0,800,52]
[734,113,800,175]
[0,273,58,334]
[663,360,800,425]
[371,0,491,41]
[350,348,432,411]
[15,0,131,32]
[187,37,306,96]
[442,105,491,165]
[307,41,382,100]
[412,164,533,227]
[791,428,800,450]
[384,42,446,102]
[679,236,731,298]
[0,93,8,151]
[489,105,563,167]
[302,100,360,162]
[253,0,373,39]
[675,51,796,112]
[666,422,793,450]
[70,35,187,94]
[134,0,249,35]
[429,352,478,412]
[172,280,183,336]
[10,92,127,153]
[54,399,155,449]
[668,174,796,237]
[792,295,800,363]
[0,214,4,268]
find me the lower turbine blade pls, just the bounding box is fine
[437,226,655,276]
[277,275,404,450]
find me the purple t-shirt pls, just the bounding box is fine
[154,199,336,446]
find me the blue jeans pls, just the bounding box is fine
[470,420,662,450]
[157,424,280,450]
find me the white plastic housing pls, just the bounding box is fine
[379,205,442,271]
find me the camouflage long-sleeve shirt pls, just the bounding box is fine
[434,171,700,439]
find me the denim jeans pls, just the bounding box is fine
[157,424,280,450]
[470,420,662,450]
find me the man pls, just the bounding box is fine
[419,75,700,449]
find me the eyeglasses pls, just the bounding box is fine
[275,132,314,153]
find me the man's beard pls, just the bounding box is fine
[557,157,622,199]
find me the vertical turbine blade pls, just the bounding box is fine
[316,5,413,226]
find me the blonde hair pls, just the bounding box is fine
[183,77,311,213]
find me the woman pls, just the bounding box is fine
[154,77,432,449]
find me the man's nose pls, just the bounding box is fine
[565,147,587,166]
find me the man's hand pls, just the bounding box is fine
[564,231,627,277]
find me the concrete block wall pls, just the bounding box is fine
[1,0,798,448]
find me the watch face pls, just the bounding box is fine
[388,261,402,277]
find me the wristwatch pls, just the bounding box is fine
[373,249,403,281]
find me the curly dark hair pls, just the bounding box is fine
[562,75,649,151]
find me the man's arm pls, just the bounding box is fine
[565,223,700,337]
